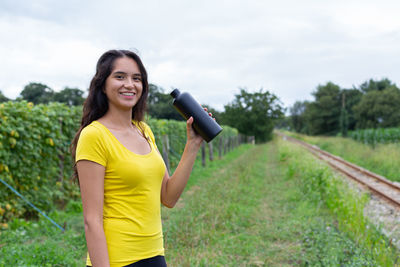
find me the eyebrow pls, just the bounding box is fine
[112,71,141,76]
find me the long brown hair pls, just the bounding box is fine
[71,49,149,182]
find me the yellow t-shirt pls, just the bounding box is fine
[76,120,166,267]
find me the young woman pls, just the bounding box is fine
[71,50,208,266]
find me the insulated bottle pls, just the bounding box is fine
[170,89,223,142]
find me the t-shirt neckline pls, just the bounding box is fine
[93,120,154,157]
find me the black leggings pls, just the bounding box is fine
[87,255,167,267]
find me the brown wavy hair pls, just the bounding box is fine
[71,49,149,182]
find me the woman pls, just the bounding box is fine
[71,50,207,266]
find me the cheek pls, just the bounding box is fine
[137,84,144,95]
[104,80,112,93]
[103,87,110,98]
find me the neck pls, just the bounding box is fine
[102,106,134,130]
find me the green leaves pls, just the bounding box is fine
[349,127,400,145]
[353,87,400,129]
[18,83,85,106]
[289,78,400,136]
[0,101,81,222]
[220,88,284,143]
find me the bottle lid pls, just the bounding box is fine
[170,89,180,98]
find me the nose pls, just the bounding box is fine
[124,78,135,89]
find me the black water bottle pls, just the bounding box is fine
[170,89,223,142]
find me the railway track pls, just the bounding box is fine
[279,133,400,208]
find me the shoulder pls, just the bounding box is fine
[80,121,105,137]
[76,121,108,165]
[77,121,109,147]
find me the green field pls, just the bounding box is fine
[0,140,398,266]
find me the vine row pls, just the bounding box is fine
[0,101,240,224]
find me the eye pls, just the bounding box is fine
[133,76,142,81]
[115,74,124,80]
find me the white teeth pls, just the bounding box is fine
[121,92,134,96]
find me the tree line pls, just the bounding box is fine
[0,82,285,143]
[286,78,400,136]
[0,83,85,106]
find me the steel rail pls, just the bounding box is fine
[279,133,400,207]
[305,141,400,191]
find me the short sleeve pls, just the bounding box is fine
[76,125,107,166]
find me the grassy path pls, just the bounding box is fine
[163,142,307,266]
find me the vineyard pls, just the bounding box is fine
[0,101,239,225]
[349,127,400,145]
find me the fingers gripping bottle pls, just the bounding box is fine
[170,89,223,142]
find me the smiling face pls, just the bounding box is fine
[104,56,143,112]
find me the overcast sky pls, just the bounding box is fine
[1,0,399,111]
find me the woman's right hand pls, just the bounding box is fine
[186,116,204,150]
[185,107,215,149]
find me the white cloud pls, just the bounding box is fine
[0,14,108,97]
[0,0,399,110]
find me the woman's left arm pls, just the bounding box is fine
[160,116,204,208]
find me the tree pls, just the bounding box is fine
[220,88,284,142]
[289,100,309,133]
[303,82,341,135]
[340,88,362,132]
[275,115,291,130]
[353,87,400,128]
[53,87,85,106]
[0,90,9,102]
[147,84,183,120]
[359,78,396,93]
[339,102,349,136]
[20,82,54,104]
[200,104,222,123]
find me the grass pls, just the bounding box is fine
[0,145,252,266]
[162,138,398,266]
[0,201,86,266]
[1,140,398,266]
[283,131,400,182]
[278,137,399,266]
[163,144,277,266]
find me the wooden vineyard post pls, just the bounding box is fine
[208,141,214,161]
[201,142,206,167]
[223,138,227,155]
[219,137,223,159]
[58,118,64,184]
[161,134,170,173]
[249,136,255,144]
